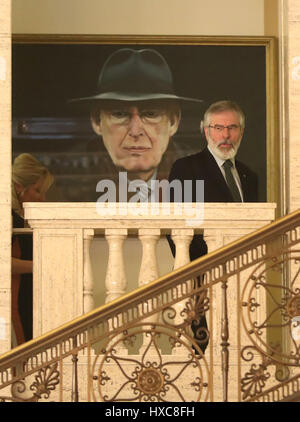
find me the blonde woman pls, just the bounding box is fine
[12,153,53,345]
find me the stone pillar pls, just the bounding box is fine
[0,0,11,354]
[281,0,300,213]
[279,0,300,378]
[32,228,84,337]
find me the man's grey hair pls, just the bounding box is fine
[202,100,245,129]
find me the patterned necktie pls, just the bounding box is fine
[222,160,242,202]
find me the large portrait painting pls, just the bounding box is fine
[12,35,279,207]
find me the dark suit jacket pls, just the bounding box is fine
[167,147,258,260]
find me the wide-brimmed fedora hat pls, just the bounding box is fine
[69,48,203,106]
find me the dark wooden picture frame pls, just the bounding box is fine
[12,35,279,209]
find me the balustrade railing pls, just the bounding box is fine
[22,202,276,338]
[0,205,299,402]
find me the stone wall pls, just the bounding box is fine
[0,0,11,354]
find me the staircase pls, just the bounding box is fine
[0,207,299,402]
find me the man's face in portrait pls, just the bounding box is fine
[91,101,180,181]
[204,110,244,160]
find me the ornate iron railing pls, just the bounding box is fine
[0,209,299,402]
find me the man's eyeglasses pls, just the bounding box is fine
[105,109,166,125]
[208,124,240,133]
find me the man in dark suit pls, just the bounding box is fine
[168,100,258,353]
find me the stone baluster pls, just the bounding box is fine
[138,229,161,352]
[171,229,194,355]
[138,229,160,288]
[104,229,128,304]
[104,229,128,353]
[83,229,95,314]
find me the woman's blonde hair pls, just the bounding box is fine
[12,153,53,215]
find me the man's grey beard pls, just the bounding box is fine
[207,135,241,160]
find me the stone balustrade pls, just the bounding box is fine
[23,202,276,341]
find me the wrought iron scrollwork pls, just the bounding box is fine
[0,363,59,402]
[91,324,210,402]
[241,347,272,399]
[30,362,60,400]
[240,251,300,400]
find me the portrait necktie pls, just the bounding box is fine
[222,160,242,202]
